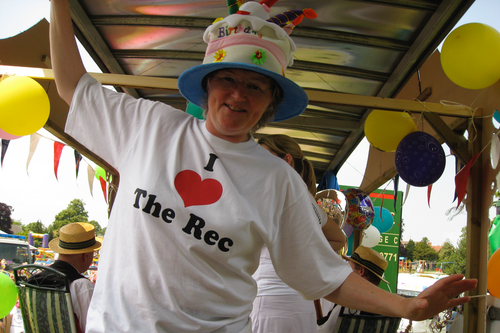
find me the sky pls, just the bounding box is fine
[0,0,498,247]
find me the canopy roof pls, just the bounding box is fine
[58,0,475,182]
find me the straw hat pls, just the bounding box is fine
[342,246,388,284]
[49,222,102,254]
[178,0,311,122]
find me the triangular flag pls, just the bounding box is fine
[26,133,42,175]
[1,139,10,166]
[99,176,107,203]
[455,152,481,208]
[87,165,94,197]
[74,150,83,178]
[403,183,411,206]
[53,141,65,180]
[393,174,399,213]
[427,184,433,208]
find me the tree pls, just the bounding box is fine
[0,202,13,234]
[47,199,90,240]
[439,240,454,262]
[406,239,416,262]
[87,220,103,237]
[413,237,439,261]
[445,227,467,275]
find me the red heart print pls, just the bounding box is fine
[174,170,223,207]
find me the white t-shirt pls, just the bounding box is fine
[252,194,328,296]
[66,73,352,333]
[70,278,94,332]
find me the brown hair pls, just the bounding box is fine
[257,134,316,196]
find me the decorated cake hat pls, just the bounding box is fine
[177,0,317,122]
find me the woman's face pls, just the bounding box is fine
[205,69,273,143]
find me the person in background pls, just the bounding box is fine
[49,0,476,331]
[28,222,101,333]
[251,134,346,333]
[317,246,389,332]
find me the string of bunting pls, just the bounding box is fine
[1,133,109,203]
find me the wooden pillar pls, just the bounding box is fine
[464,118,488,333]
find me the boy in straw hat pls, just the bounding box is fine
[317,246,390,332]
[28,222,101,333]
[48,0,475,332]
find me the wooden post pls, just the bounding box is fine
[464,117,488,333]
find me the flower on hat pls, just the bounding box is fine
[251,49,267,65]
[214,49,226,62]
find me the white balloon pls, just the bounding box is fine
[361,225,381,248]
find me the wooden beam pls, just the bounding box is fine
[0,65,477,117]
[464,117,488,333]
[423,111,472,164]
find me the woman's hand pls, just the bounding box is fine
[402,274,477,321]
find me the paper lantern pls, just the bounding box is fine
[488,249,500,298]
[395,131,446,187]
[0,76,50,136]
[364,110,417,152]
[0,272,17,318]
[441,23,500,89]
[361,225,381,248]
[372,207,394,234]
[342,188,374,230]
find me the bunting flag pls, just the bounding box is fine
[74,150,83,178]
[53,141,65,180]
[427,184,433,208]
[87,164,94,197]
[26,133,42,175]
[403,183,411,206]
[455,152,481,208]
[393,174,399,213]
[99,175,107,203]
[1,139,10,166]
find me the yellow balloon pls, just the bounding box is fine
[441,23,500,90]
[0,76,50,136]
[364,110,417,152]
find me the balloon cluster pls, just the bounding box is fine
[441,23,500,90]
[0,76,50,140]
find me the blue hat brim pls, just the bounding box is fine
[177,62,308,122]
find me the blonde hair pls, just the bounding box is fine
[258,134,316,196]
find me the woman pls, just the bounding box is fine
[251,134,346,333]
[49,0,476,331]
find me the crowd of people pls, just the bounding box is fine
[1,0,477,332]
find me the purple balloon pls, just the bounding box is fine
[395,131,446,187]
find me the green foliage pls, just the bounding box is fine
[87,220,103,236]
[444,227,467,275]
[47,199,90,241]
[0,202,13,234]
[413,237,439,261]
[406,239,416,261]
[438,241,455,262]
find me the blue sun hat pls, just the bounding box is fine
[177,0,314,122]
